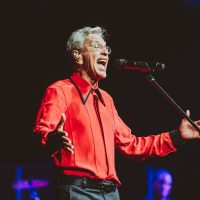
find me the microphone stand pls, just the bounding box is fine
[146,74,200,134]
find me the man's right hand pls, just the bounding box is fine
[56,113,74,154]
[47,113,74,154]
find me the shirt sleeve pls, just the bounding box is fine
[33,86,66,145]
[109,97,177,160]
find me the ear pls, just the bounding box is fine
[71,50,83,65]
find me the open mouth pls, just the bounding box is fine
[97,59,107,68]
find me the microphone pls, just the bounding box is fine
[115,59,165,74]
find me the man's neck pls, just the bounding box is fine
[78,71,98,88]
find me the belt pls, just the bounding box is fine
[60,175,117,193]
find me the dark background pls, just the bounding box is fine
[1,0,200,199]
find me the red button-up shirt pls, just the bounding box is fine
[34,73,177,185]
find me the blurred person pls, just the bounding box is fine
[141,169,174,200]
[153,169,173,200]
[33,26,200,200]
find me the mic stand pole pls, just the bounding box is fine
[146,74,200,134]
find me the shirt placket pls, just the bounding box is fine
[93,94,109,175]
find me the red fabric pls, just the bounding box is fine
[34,73,177,186]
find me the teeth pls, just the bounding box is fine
[98,59,107,61]
[97,59,107,65]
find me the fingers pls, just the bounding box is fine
[186,110,190,117]
[180,109,200,140]
[65,147,74,154]
[189,119,200,138]
[195,120,200,126]
[58,131,74,154]
[182,109,191,124]
[57,113,66,132]
[56,113,74,154]
[194,120,200,136]
[62,143,74,154]
[61,134,74,154]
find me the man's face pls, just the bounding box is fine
[80,34,109,82]
[153,173,172,198]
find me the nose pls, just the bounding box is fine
[100,47,110,56]
[101,50,108,56]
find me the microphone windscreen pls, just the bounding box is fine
[115,59,126,70]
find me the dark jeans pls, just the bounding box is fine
[57,184,120,200]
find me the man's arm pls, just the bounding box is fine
[33,86,74,155]
[110,96,200,160]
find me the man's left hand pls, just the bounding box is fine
[179,110,200,140]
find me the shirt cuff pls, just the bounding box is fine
[169,129,185,148]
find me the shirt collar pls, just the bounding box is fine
[70,73,106,106]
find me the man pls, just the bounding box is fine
[33,26,200,200]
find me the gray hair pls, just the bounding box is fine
[66,26,108,53]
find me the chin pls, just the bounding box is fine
[99,73,107,80]
[96,71,107,80]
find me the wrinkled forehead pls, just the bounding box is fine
[84,34,106,45]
